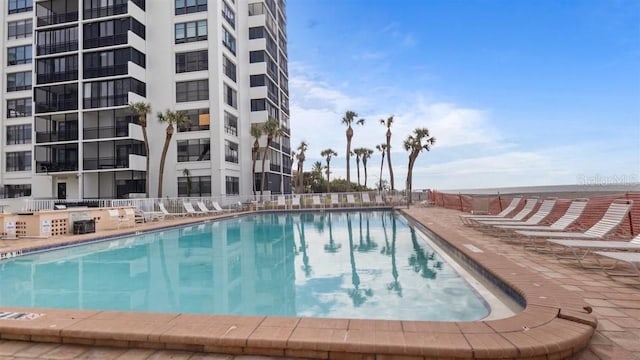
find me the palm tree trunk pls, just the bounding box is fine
[356,158,361,187]
[379,153,385,191]
[326,161,331,193]
[386,131,394,190]
[252,148,258,197]
[157,131,172,198]
[346,129,352,191]
[363,160,368,188]
[406,154,417,205]
[260,140,271,196]
[142,126,150,198]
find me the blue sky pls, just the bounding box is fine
[286,0,640,190]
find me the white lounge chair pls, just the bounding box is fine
[594,251,640,277]
[291,195,301,209]
[499,198,588,231]
[547,234,640,269]
[361,193,371,206]
[159,202,185,218]
[475,198,540,224]
[331,194,340,208]
[108,209,128,229]
[277,196,287,209]
[312,195,322,208]
[375,195,385,206]
[478,199,556,227]
[183,202,205,216]
[211,201,231,213]
[197,201,219,214]
[515,199,633,240]
[346,194,356,207]
[460,197,522,225]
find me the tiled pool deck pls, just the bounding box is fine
[0,207,637,359]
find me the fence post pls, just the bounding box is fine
[497,192,502,212]
[458,193,463,211]
[627,192,635,236]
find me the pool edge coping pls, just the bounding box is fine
[0,207,597,359]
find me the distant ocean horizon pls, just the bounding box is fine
[438,183,639,195]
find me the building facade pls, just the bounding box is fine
[0,0,291,200]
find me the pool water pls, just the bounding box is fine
[0,211,490,321]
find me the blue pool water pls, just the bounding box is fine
[0,211,490,321]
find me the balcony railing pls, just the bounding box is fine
[84,64,128,79]
[84,4,127,20]
[36,161,78,173]
[36,130,79,143]
[270,164,281,172]
[37,41,78,56]
[35,99,78,114]
[83,95,129,109]
[83,124,131,140]
[84,34,128,50]
[37,12,79,27]
[37,71,78,85]
[84,156,129,170]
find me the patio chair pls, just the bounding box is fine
[515,199,633,240]
[594,251,640,277]
[460,197,522,225]
[197,201,220,214]
[183,202,205,216]
[361,193,371,206]
[347,194,356,207]
[291,195,301,209]
[498,198,588,231]
[546,234,640,269]
[375,195,385,206]
[312,195,322,208]
[474,198,539,225]
[108,209,128,229]
[124,208,143,225]
[211,201,232,213]
[331,194,340,208]
[159,202,185,218]
[478,198,555,227]
[277,196,287,209]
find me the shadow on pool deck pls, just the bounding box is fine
[0,207,635,359]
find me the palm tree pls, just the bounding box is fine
[295,141,308,193]
[380,116,395,190]
[128,102,152,197]
[342,111,365,191]
[353,148,366,187]
[157,109,189,198]
[403,128,436,205]
[320,148,337,193]
[361,148,373,188]
[250,124,262,196]
[260,118,284,196]
[376,144,387,191]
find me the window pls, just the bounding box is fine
[224,112,238,136]
[35,84,78,113]
[9,0,33,14]
[175,0,207,15]
[178,108,210,132]
[37,26,78,55]
[3,184,31,198]
[176,50,208,73]
[83,78,145,108]
[223,56,236,82]
[248,2,264,16]
[251,99,266,111]
[7,98,32,118]
[7,71,32,92]
[225,176,239,195]
[6,124,32,145]
[249,26,265,39]
[84,48,144,78]
[222,1,235,29]
[8,19,33,40]
[177,139,210,162]
[249,50,265,63]
[37,55,78,83]
[83,17,145,49]
[225,140,238,163]
[222,27,236,55]
[176,80,208,102]
[7,45,32,66]
[177,176,211,197]
[6,151,31,172]
[223,84,237,108]
[250,74,266,87]
[175,20,207,44]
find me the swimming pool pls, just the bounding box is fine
[0,211,493,321]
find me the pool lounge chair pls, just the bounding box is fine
[498,198,588,231]
[460,197,522,225]
[347,194,356,207]
[159,203,185,218]
[312,195,322,208]
[291,195,301,209]
[474,198,540,225]
[197,201,220,214]
[361,193,371,206]
[477,198,556,233]
[331,194,340,208]
[183,202,205,216]
[594,251,640,277]
[211,201,232,213]
[547,234,640,269]
[375,195,385,206]
[515,199,633,240]
[277,196,287,209]
[108,209,128,229]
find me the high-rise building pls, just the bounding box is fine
[0,0,291,200]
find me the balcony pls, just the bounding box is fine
[84,34,128,50]
[37,11,78,27]
[36,161,78,173]
[83,124,131,140]
[37,41,78,56]
[37,70,78,84]
[36,128,78,143]
[83,156,129,170]
[83,95,129,109]
[84,3,127,19]
[84,64,128,79]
